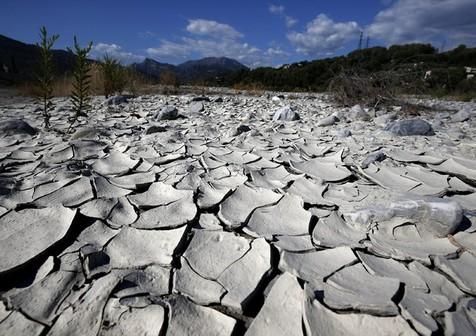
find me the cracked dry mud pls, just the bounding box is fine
[0,92,476,335]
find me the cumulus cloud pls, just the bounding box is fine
[368,0,476,47]
[91,43,145,64]
[147,19,289,67]
[269,4,298,28]
[287,14,361,56]
[186,19,243,39]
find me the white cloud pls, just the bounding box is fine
[269,4,298,28]
[287,14,361,56]
[91,43,145,64]
[186,19,243,39]
[285,16,298,28]
[269,4,284,14]
[368,0,476,47]
[146,40,190,59]
[147,19,289,67]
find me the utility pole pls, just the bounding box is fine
[358,31,363,50]
[366,36,370,49]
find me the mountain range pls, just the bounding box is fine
[0,34,77,85]
[131,57,248,83]
[0,34,248,85]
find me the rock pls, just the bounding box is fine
[336,128,352,137]
[154,106,179,120]
[452,109,472,122]
[361,151,387,168]
[317,115,338,127]
[349,104,371,121]
[71,127,108,140]
[191,96,211,102]
[235,124,251,135]
[166,296,236,336]
[0,206,76,273]
[0,119,37,136]
[146,125,168,134]
[272,105,300,121]
[374,113,396,127]
[245,273,304,336]
[104,95,133,105]
[190,102,205,113]
[384,119,435,136]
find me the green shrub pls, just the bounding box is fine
[100,54,126,98]
[68,36,92,131]
[36,26,59,129]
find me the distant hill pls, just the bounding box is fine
[0,34,77,85]
[131,58,177,82]
[227,43,476,92]
[131,56,248,84]
[0,34,248,86]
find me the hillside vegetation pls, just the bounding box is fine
[226,44,476,100]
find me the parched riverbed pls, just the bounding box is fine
[0,92,475,335]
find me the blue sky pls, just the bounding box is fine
[1,0,475,67]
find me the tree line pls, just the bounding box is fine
[223,43,476,98]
